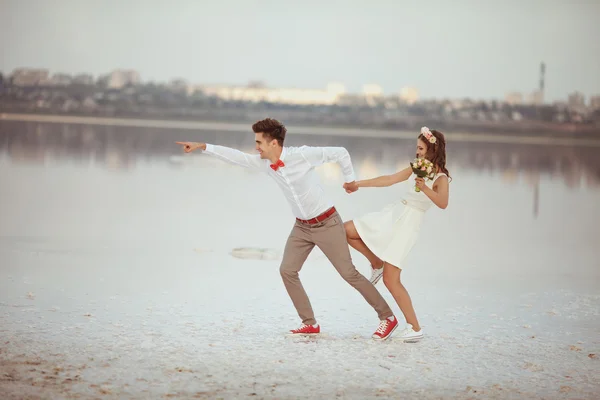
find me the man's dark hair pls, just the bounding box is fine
[252,118,287,146]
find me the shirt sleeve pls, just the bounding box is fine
[299,146,356,183]
[203,144,264,171]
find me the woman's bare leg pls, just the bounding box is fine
[344,221,383,269]
[382,263,421,331]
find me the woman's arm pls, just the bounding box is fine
[418,175,449,209]
[357,167,412,188]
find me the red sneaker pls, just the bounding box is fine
[372,316,398,340]
[289,324,320,335]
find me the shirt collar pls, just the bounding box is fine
[279,146,288,162]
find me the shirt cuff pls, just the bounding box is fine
[344,173,356,183]
[204,143,214,153]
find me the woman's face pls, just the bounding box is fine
[416,138,428,159]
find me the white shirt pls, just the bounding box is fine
[203,144,356,219]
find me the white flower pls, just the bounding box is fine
[426,166,432,173]
[421,126,436,144]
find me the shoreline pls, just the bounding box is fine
[2,112,600,147]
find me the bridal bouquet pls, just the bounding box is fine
[410,158,435,192]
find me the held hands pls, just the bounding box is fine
[175,141,206,153]
[343,181,359,194]
[415,177,426,191]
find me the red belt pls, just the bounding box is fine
[296,206,337,225]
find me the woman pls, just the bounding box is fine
[343,127,451,342]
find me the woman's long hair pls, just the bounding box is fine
[419,129,451,181]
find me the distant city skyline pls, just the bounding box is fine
[1,0,599,102]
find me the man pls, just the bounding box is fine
[175,118,398,340]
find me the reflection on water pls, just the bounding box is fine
[1,120,599,222]
[1,120,599,191]
[0,119,598,289]
[1,120,599,240]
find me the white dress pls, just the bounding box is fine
[353,173,447,269]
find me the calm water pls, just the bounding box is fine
[1,121,599,289]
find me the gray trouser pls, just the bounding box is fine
[280,210,393,325]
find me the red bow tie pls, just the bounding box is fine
[270,159,285,171]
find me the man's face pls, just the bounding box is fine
[255,132,276,159]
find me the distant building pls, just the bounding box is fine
[505,92,523,105]
[511,111,523,121]
[362,84,383,97]
[50,73,73,85]
[399,87,419,104]
[247,80,266,89]
[199,82,346,106]
[590,96,600,110]
[362,84,383,107]
[326,82,346,97]
[11,68,50,86]
[568,91,586,109]
[81,97,98,110]
[104,69,140,89]
[169,78,188,92]
[527,90,544,106]
[73,74,94,85]
[337,94,368,107]
[186,84,205,96]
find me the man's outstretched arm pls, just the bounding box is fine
[299,145,356,183]
[175,141,263,170]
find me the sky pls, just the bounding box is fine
[1,0,599,102]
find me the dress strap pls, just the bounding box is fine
[433,173,448,183]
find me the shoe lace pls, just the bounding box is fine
[399,325,414,336]
[375,320,390,335]
[293,324,310,333]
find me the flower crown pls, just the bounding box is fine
[421,126,436,144]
